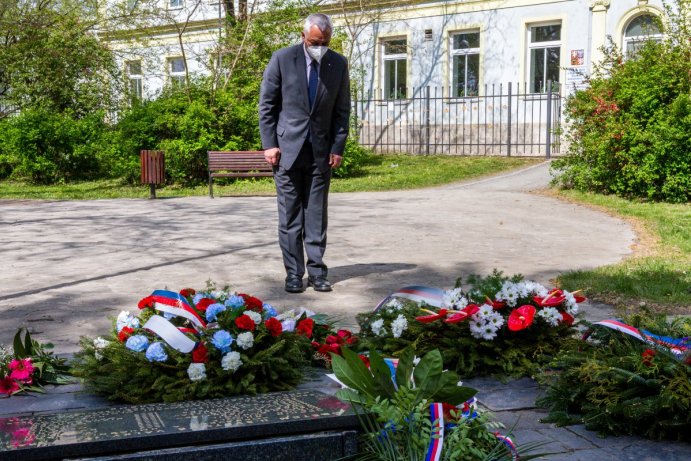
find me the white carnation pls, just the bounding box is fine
[281,319,296,332]
[93,337,109,361]
[391,314,408,338]
[371,319,386,336]
[187,363,207,382]
[386,299,404,311]
[221,351,243,372]
[245,310,262,325]
[236,332,254,350]
[116,311,139,333]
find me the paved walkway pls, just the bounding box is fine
[4,162,688,459]
[0,161,633,353]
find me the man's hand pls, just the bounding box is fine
[264,147,281,166]
[329,154,343,169]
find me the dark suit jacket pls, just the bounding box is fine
[259,44,350,173]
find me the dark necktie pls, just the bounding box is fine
[308,59,318,109]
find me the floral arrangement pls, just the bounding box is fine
[356,271,585,378]
[71,284,322,404]
[537,314,691,441]
[332,347,550,460]
[1,329,71,397]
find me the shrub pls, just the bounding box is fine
[0,109,106,183]
[552,8,690,203]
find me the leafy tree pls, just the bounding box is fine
[552,0,690,203]
[0,0,117,117]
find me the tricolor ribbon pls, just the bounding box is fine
[425,403,444,461]
[143,315,197,353]
[584,319,689,357]
[150,289,206,329]
[373,286,446,313]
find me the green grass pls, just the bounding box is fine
[0,155,540,200]
[554,190,691,314]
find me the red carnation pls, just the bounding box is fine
[240,294,263,312]
[235,314,256,331]
[118,326,134,342]
[296,318,314,338]
[179,288,196,298]
[137,296,154,310]
[642,348,656,367]
[265,317,283,337]
[192,343,209,363]
[195,298,215,312]
[507,305,536,331]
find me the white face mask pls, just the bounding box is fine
[306,45,328,63]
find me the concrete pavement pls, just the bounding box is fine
[0,161,633,353]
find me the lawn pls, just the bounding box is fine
[0,155,540,199]
[554,190,691,314]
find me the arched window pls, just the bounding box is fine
[624,14,663,56]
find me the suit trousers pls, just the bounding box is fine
[273,141,331,279]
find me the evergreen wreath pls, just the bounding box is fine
[537,314,691,441]
[356,271,583,378]
[71,284,317,404]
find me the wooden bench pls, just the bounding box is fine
[207,150,273,198]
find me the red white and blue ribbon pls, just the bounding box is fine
[494,434,519,460]
[585,319,689,357]
[143,315,197,353]
[425,403,444,461]
[150,289,206,329]
[374,286,445,313]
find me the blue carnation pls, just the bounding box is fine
[225,295,245,309]
[262,303,278,319]
[211,330,234,353]
[145,342,168,362]
[205,303,226,322]
[125,335,149,352]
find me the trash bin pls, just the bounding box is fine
[140,150,165,199]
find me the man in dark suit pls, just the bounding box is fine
[259,13,350,293]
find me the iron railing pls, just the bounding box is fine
[353,81,562,157]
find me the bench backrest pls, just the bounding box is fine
[208,151,270,172]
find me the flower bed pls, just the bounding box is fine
[71,286,327,404]
[537,315,691,441]
[356,271,585,378]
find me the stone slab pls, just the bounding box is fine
[0,390,357,461]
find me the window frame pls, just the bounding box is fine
[449,30,481,98]
[380,37,408,100]
[169,0,184,10]
[527,22,562,94]
[623,13,664,57]
[167,57,186,88]
[126,60,143,100]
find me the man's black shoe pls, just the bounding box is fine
[285,276,303,293]
[308,276,332,292]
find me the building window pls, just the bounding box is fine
[528,23,561,93]
[126,61,143,100]
[168,57,186,87]
[450,32,480,98]
[382,38,407,99]
[169,0,183,9]
[624,14,663,56]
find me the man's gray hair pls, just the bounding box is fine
[304,13,333,34]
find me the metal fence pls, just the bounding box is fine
[353,81,562,157]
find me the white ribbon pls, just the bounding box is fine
[143,315,197,353]
[154,302,205,329]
